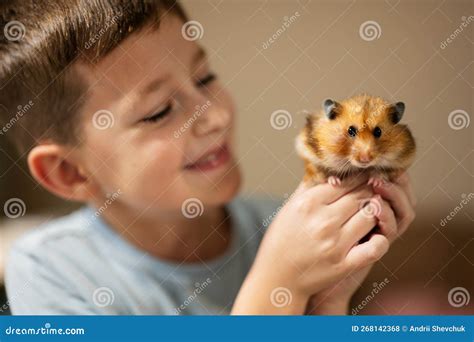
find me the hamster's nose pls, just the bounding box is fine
[357,152,373,163]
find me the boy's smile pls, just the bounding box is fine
[183,143,232,172]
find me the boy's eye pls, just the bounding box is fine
[196,73,216,88]
[142,103,172,123]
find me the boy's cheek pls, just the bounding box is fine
[84,141,178,197]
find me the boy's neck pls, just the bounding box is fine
[97,202,232,263]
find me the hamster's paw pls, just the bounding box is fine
[327,176,342,186]
[368,176,386,187]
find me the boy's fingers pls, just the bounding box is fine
[394,172,417,207]
[340,197,378,248]
[373,182,416,236]
[310,173,370,205]
[329,184,374,222]
[345,234,389,270]
[374,195,398,242]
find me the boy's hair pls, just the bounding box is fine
[0,0,187,154]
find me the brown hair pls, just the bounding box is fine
[0,0,187,154]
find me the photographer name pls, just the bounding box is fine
[410,325,465,333]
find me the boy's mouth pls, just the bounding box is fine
[184,144,231,172]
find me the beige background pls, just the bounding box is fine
[1,0,472,314]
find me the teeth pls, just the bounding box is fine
[203,153,217,163]
[193,152,218,165]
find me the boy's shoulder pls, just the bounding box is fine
[233,194,282,216]
[11,195,285,256]
[10,206,95,255]
[12,196,284,250]
[230,195,284,233]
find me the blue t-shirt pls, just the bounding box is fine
[5,196,282,315]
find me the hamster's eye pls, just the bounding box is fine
[373,126,382,138]
[348,126,357,137]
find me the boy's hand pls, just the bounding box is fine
[372,172,417,238]
[232,174,391,315]
[306,172,416,315]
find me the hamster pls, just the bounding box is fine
[295,94,416,186]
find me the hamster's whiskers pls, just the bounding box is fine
[335,159,352,178]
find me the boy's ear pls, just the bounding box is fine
[27,144,96,202]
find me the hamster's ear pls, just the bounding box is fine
[389,102,405,124]
[322,99,339,120]
[305,113,315,128]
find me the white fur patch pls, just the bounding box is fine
[295,133,320,165]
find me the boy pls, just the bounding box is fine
[1,0,415,314]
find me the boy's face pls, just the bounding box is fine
[73,15,241,215]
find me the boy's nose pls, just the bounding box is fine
[193,104,231,136]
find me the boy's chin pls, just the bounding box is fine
[195,167,242,206]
